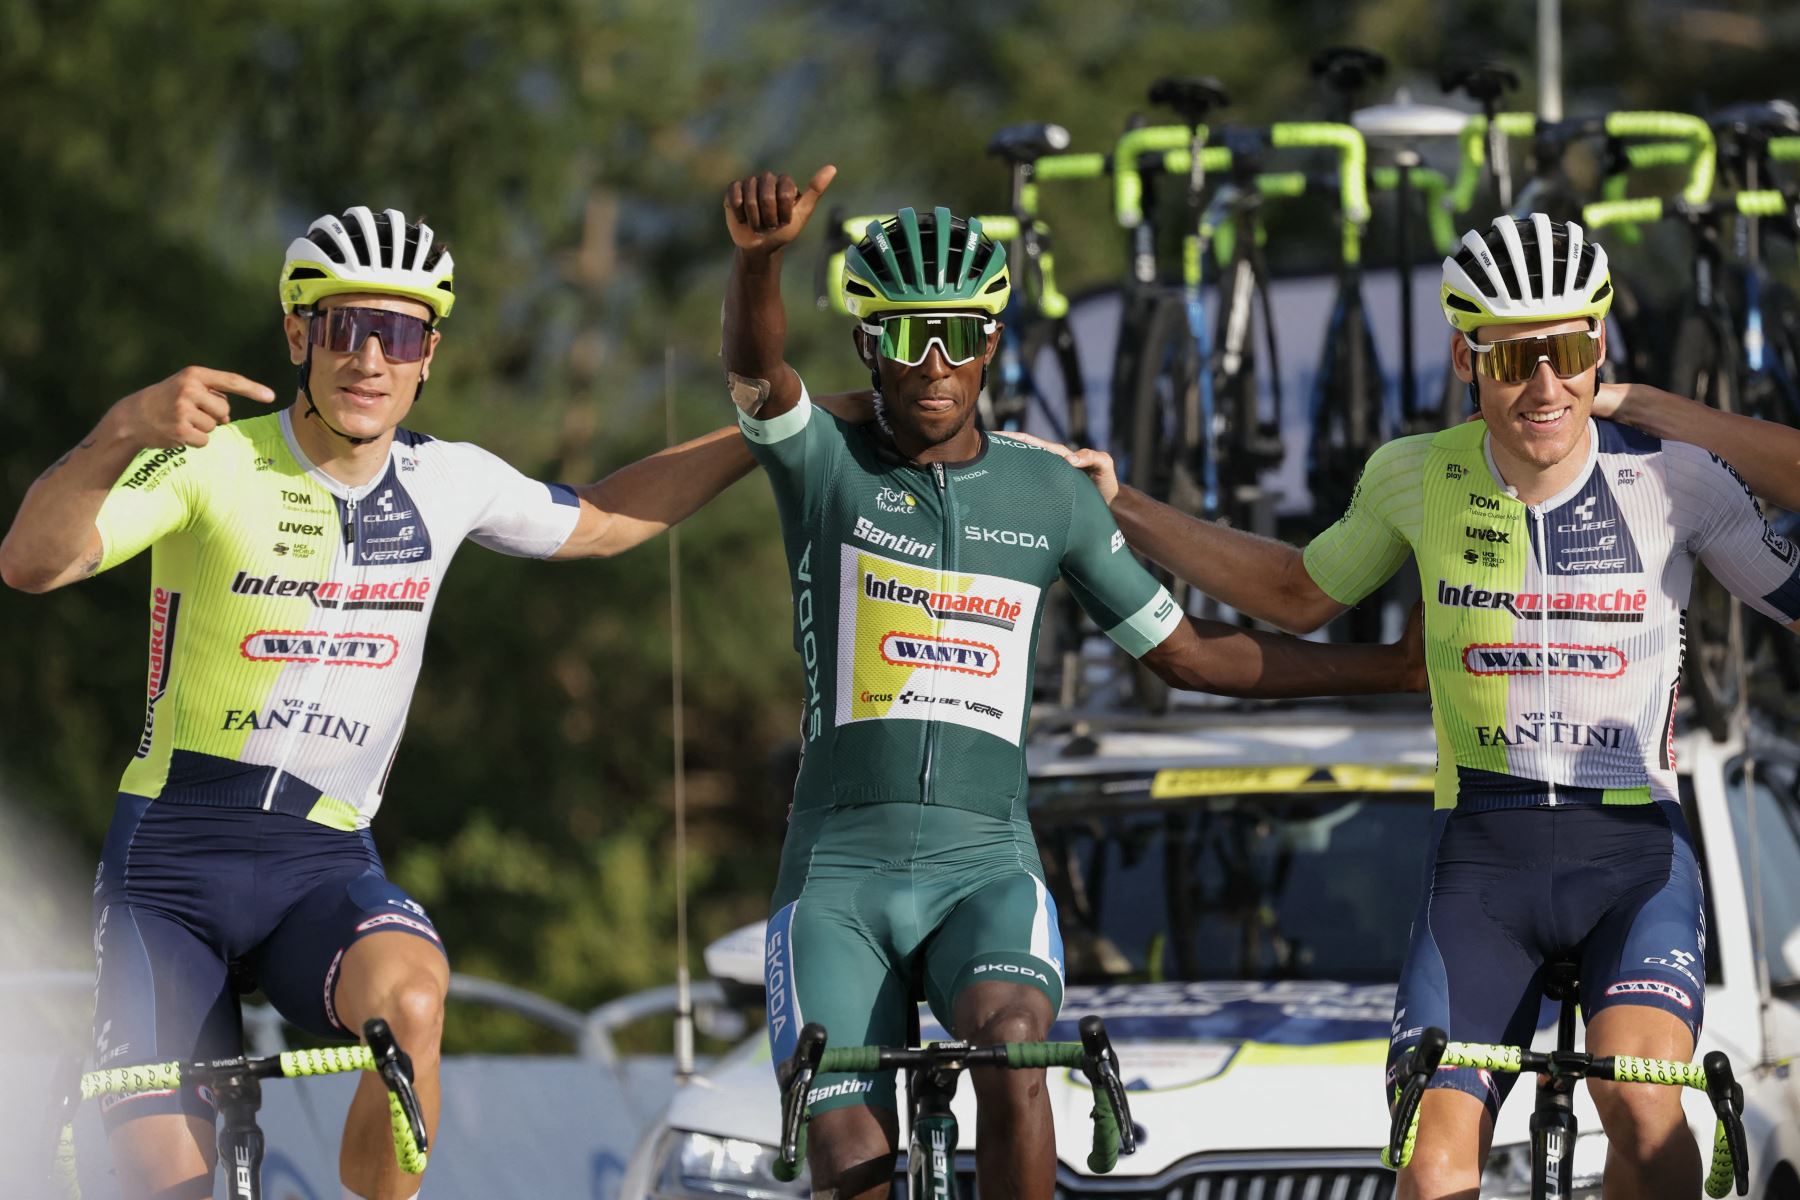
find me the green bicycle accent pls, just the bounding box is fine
[1771,137,1800,164]
[1449,111,1536,213]
[1370,164,1455,255]
[1585,190,1798,265]
[1114,123,1210,228]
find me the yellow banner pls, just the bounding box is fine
[1150,763,1435,798]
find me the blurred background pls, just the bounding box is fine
[4,0,1800,1063]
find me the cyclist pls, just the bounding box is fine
[0,206,767,1200]
[720,165,1427,1200]
[1025,213,1800,1200]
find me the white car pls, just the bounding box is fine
[620,705,1800,1199]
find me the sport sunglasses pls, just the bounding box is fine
[308,306,435,364]
[1464,327,1600,384]
[860,313,997,367]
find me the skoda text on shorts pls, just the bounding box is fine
[0,204,770,1200]
[1029,213,1800,1200]
[720,166,1427,1200]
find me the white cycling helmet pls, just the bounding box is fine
[1440,212,1611,334]
[279,206,456,320]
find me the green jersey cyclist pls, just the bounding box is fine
[719,165,1428,1200]
[0,206,766,1200]
[1027,213,1800,1200]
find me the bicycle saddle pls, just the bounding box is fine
[1148,76,1231,125]
[986,122,1074,165]
[1542,961,1581,1003]
[1311,46,1388,98]
[1439,62,1520,106]
[1709,99,1800,140]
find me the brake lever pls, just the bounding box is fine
[1386,1028,1447,1169]
[1078,1016,1137,1155]
[1702,1051,1749,1196]
[363,1018,430,1155]
[776,1023,829,1171]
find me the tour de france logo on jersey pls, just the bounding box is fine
[838,546,1040,745]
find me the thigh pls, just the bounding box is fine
[1578,805,1706,1037]
[921,868,1064,1027]
[765,893,908,1114]
[1387,812,1547,1122]
[249,867,445,1038]
[92,902,239,1134]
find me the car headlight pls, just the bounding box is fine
[649,1129,811,1199]
[1482,1132,1608,1199]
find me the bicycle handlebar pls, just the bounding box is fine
[1603,111,1716,203]
[1584,189,1798,235]
[74,1019,429,1177]
[1114,124,1206,228]
[1384,1029,1747,1197]
[775,1019,1135,1180]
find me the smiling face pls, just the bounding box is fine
[854,315,1001,456]
[1452,316,1603,472]
[283,292,440,443]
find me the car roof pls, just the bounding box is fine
[1027,701,1438,780]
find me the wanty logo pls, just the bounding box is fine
[135,587,181,759]
[1462,643,1627,678]
[354,912,441,942]
[239,630,400,668]
[862,573,1023,630]
[1605,979,1692,1009]
[880,633,1000,676]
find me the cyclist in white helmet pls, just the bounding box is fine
[1020,213,1800,1200]
[0,206,776,1200]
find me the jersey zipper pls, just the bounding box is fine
[922,461,951,804]
[1529,504,1558,807]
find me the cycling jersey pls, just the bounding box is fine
[741,383,1179,1108]
[94,408,579,828]
[1304,418,1800,810]
[738,384,1182,822]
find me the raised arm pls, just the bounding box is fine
[1603,381,1800,511]
[721,165,836,423]
[0,366,273,593]
[1142,606,1426,698]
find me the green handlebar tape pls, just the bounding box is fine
[1087,1092,1122,1174]
[1114,124,1206,228]
[1034,153,1108,181]
[1605,111,1716,203]
[1156,146,1233,176]
[1736,190,1790,218]
[1624,141,1701,171]
[1610,1054,1707,1087]
[1381,1103,1422,1171]
[1771,137,1800,163]
[81,1061,183,1099]
[280,1044,376,1077]
[774,1124,806,1183]
[837,212,891,239]
[977,214,1023,241]
[1004,1041,1085,1069]
[1255,172,1308,199]
[816,1046,882,1074]
[387,1091,429,1174]
[1583,198,1665,229]
[1438,1042,1523,1073]
[1706,1120,1735,1198]
[1494,112,1537,138]
[1270,122,1371,224]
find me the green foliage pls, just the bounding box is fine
[3,0,1798,1053]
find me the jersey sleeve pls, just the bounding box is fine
[94,445,202,572]
[456,443,582,559]
[1302,436,1422,606]
[1060,470,1184,658]
[735,380,844,520]
[1666,441,1800,624]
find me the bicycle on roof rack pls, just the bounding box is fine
[46,1017,427,1200]
[772,1014,1135,1198]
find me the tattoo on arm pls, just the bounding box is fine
[79,547,103,579]
[36,436,98,484]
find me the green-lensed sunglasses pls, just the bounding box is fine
[860,313,997,367]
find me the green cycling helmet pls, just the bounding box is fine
[842,206,1010,318]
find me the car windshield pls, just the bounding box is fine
[1032,772,1434,985]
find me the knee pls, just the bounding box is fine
[375,975,446,1052]
[1590,1081,1688,1157]
[967,1006,1045,1047]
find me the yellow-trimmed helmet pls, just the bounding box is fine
[1440,213,1611,333]
[279,206,456,320]
[841,207,1009,319]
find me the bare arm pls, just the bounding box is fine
[1110,485,1346,634]
[721,165,836,422]
[1604,381,1800,510]
[0,366,274,593]
[552,425,757,559]
[1141,603,1425,698]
